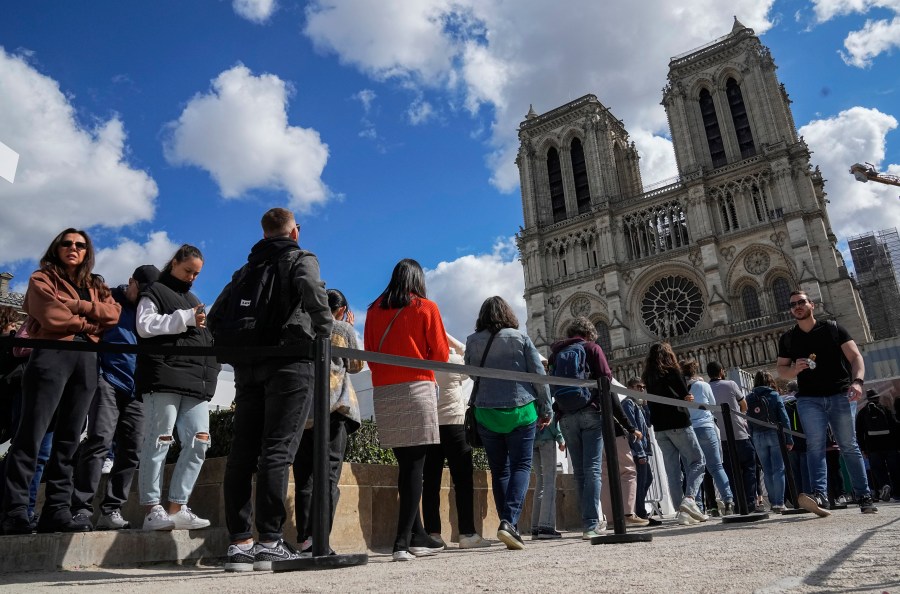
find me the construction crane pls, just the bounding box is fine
[850,162,900,187]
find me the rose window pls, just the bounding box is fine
[641,276,704,338]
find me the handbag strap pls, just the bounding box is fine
[377,306,406,352]
[467,331,497,407]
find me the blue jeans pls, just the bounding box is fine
[752,431,785,506]
[477,421,536,528]
[788,449,810,496]
[138,392,209,506]
[656,426,705,503]
[694,426,733,503]
[721,438,758,509]
[559,407,604,531]
[796,394,871,498]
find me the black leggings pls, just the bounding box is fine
[392,445,428,551]
[422,424,475,535]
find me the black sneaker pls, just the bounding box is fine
[497,520,525,550]
[536,527,562,540]
[253,540,301,571]
[71,512,94,531]
[224,543,259,572]
[37,514,93,533]
[798,492,832,517]
[859,494,878,514]
[409,533,444,557]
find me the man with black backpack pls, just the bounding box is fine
[549,317,639,540]
[776,289,876,516]
[209,207,333,571]
[856,389,900,502]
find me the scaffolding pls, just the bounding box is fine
[849,228,900,339]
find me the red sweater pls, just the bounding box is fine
[364,297,449,387]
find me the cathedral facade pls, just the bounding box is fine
[515,19,870,380]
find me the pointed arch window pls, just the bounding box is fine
[741,285,761,319]
[571,138,591,214]
[772,277,791,312]
[726,78,756,159]
[699,89,726,168]
[547,147,566,222]
[594,320,612,358]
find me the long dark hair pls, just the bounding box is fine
[754,370,776,389]
[371,259,426,309]
[475,296,519,333]
[40,228,104,292]
[642,342,679,384]
[163,244,204,274]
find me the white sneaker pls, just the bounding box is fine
[143,505,175,531]
[101,458,114,475]
[96,509,130,530]
[170,505,211,530]
[458,533,491,549]
[675,511,699,525]
[392,550,415,562]
[680,497,709,522]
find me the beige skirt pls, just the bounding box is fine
[372,381,440,449]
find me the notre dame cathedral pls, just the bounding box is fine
[515,18,871,380]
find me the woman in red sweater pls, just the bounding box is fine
[364,259,449,562]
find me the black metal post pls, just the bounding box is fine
[720,403,767,524]
[273,336,368,571]
[592,379,651,545]
[776,423,808,515]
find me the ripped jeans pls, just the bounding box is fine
[138,392,209,506]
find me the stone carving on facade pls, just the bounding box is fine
[621,270,634,285]
[641,275,705,338]
[744,250,770,275]
[770,231,786,247]
[720,245,736,261]
[689,249,703,269]
[547,295,561,309]
[595,281,606,297]
[570,296,591,318]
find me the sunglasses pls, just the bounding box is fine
[789,298,809,309]
[59,240,87,251]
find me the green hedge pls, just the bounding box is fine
[191,410,489,471]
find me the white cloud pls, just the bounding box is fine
[303,1,775,192]
[800,106,900,238]
[423,238,525,340]
[93,231,180,287]
[809,0,900,66]
[407,98,434,125]
[355,88,377,113]
[0,47,158,265]
[233,0,277,23]
[163,64,330,211]
[840,16,900,67]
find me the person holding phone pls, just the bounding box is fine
[135,244,220,531]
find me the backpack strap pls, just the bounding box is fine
[377,307,406,352]
[467,332,497,408]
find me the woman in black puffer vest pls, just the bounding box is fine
[135,244,220,531]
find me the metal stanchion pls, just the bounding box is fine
[776,423,809,515]
[592,378,652,545]
[274,337,368,571]
[720,403,768,524]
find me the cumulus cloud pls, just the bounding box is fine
[304,1,775,192]
[423,238,525,340]
[407,98,434,125]
[93,231,181,287]
[164,64,330,211]
[0,47,158,265]
[800,106,900,238]
[233,0,277,23]
[809,0,900,66]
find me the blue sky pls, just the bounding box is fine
[1,0,899,342]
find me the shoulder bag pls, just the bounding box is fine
[464,331,497,448]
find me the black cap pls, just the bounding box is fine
[866,388,878,400]
[132,265,160,292]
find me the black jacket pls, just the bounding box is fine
[136,276,220,401]
[208,236,333,360]
[644,368,692,432]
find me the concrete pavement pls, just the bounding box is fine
[2,502,899,593]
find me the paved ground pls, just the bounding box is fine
[2,502,899,593]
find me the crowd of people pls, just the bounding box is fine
[1,217,898,571]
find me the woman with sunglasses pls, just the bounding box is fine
[135,244,220,531]
[1,229,120,534]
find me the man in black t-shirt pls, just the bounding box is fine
[776,289,876,516]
